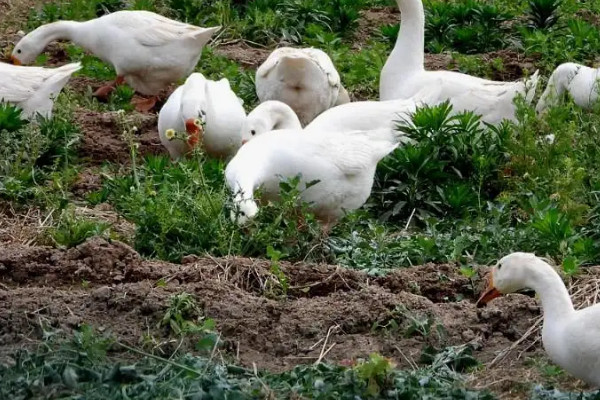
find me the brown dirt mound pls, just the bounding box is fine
[75,109,164,165]
[0,238,539,368]
[1,238,596,397]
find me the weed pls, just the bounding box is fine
[0,103,27,131]
[266,245,289,297]
[47,209,109,247]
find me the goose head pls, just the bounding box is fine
[477,252,542,306]
[180,74,209,148]
[12,34,43,64]
[230,195,259,225]
[241,101,301,144]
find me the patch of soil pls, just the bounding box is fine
[75,109,163,165]
[480,49,538,81]
[353,7,399,49]
[3,237,594,398]
[214,41,271,69]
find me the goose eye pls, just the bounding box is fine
[251,130,256,136]
[240,211,246,217]
[497,263,503,270]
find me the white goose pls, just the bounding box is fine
[255,47,349,126]
[240,87,441,143]
[478,252,600,387]
[381,0,539,125]
[536,63,600,112]
[240,101,302,144]
[226,128,399,226]
[12,11,219,112]
[158,73,245,159]
[0,62,81,119]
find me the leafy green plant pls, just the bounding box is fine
[373,102,509,223]
[0,103,27,132]
[424,0,512,54]
[527,0,562,30]
[266,245,289,297]
[48,210,109,248]
[355,353,396,397]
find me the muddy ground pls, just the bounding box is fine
[0,236,596,398]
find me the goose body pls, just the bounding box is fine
[381,0,539,124]
[240,86,440,143]
[536,63,600,112]
[226,128,399,225]
[478,253,600,387]
[12,11,219,96]
[0,62,81,118]
[255,47,349,126]
[158,73,245,159]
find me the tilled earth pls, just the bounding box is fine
[1,237,595,398]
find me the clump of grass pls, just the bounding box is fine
[0,101,80,203]
[47,209,109,248]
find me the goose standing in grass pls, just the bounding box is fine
[226,128,400,227]
[158,73,245,159]
[380,0,539,124]
[255,47,350,126]
[240,86,440,143]
[0,62,81,119]
[11,11,220,112]
[536,62,600,112]
[478,252,600,387]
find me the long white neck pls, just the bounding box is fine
[526,260,575,322]
[267,102,302,130]
[31,21,82,49]
[388,0,426,74]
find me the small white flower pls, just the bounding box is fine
[165,129,176,140]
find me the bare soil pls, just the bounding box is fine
[0,237,595,397]
[74,109,163,165]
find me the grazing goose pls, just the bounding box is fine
[536,63,600,112]
[255,47,349,126]
[0,62,81,119]
[158,73,245,159]
[226,128,400,226]
[478,252,600,387]
[12,11,219,112]
[380,0,539,125]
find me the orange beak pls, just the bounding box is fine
[185,118,203,148]
[10,55,22,65]
[476,271,502,307]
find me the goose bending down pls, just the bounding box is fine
[12,11,219,112]
[536,63,600,112]
[0,62,81,119]
[240,86,441,143]
[158,73,245,159]
[226,128,400,226]
[478,253,600,387]
[255,47,349,126]
[381,0,539,125]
